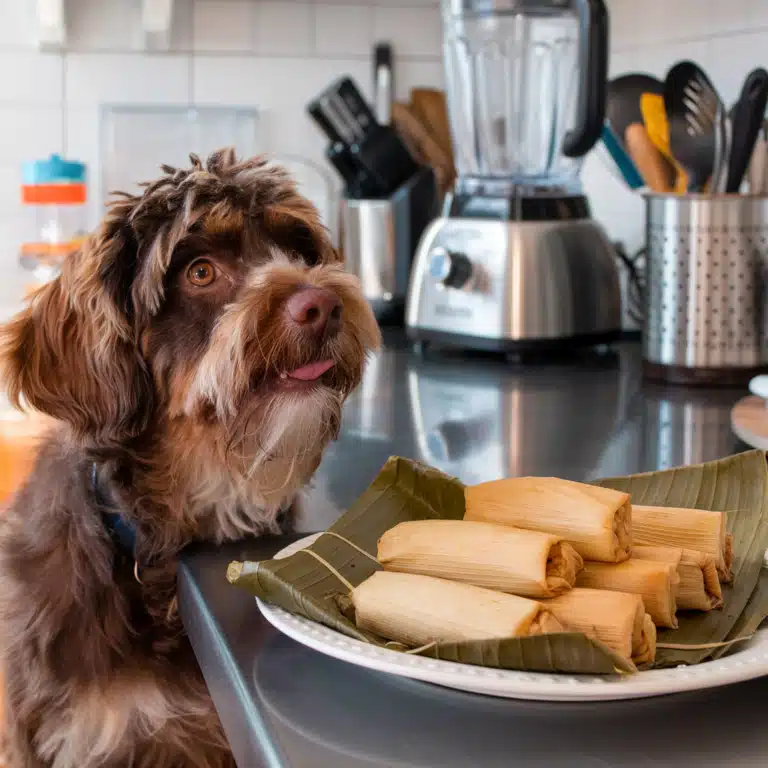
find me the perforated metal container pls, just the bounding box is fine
[643,194,768,386]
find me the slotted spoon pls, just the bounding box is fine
[665,61,724,193]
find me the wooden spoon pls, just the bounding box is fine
[625,123,676,193]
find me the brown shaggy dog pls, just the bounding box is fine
[0,149,381,767]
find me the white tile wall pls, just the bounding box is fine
[314,4,373,57]
[253,2,315,56]
[65,54,192,106]
[0,0,444,252]
[67,0,146,51]
[371,5,442,57]
[0,51,62,104]
[0,0,766,264]
[193,1,254,52]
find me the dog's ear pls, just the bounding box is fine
[1,200,154,444]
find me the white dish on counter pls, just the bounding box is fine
[256,534,768,702]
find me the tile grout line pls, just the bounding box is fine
[61,51,68,156]
[612,24,768,54]
[46,50,442,62]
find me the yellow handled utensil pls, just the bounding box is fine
[641,92,688,194]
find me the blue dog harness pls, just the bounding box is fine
[91,463,138,558]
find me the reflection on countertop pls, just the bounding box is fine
[292,343,746,530]
[407,348,628,483]
[252,632,768,768]
[299,339,746,533]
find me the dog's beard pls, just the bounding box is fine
[184,332,345,498]
[231,386,341,495]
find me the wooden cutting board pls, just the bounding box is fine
[410,88,454,166]
[730,395,768,450]
[0,409,54,505]
[0,410,52,766]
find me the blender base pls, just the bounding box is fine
[408,328,622,357]
[405,212,623,354]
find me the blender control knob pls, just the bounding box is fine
[428,247,473,289]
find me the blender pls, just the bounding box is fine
[406,0,622,354]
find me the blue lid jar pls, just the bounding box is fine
[22,154,87,185]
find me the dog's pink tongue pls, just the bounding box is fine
[286,360,335,381]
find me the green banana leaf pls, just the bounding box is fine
[228,457,465,645]
[228,450,768,676]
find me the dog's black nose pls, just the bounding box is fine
[285,287,343,338]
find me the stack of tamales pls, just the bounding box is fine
[466,478,730,629]
[347,475,732,670]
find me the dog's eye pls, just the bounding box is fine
[187,259,217,287]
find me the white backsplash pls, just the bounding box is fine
[0,0,444,252]
[0,0,766,266]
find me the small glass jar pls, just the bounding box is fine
[20,154,88,284]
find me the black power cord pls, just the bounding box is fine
[614,241,646,327]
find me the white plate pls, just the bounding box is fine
[256,535,768,701]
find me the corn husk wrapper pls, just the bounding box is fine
[633,545,723,611]
[631,504,732,582]
[377,519,583,599]
[464,476,631,562]
[598,450,768,666]
[544,588,656,667]
[351,571,564,647]
[228,450,768,674]
[228,457,632,675]
[575,559,679,628]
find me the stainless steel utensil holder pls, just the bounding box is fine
[643,194,768,386]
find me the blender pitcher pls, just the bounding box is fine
[441,0,608,197]
[405,0,619,354]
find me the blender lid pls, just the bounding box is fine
[443,0,575,15]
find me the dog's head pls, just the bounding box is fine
[2,150,380,489]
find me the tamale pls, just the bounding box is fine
[377,519,584,599]
[575,559,679,628]
[633,544,723,611]
[636,615,657,667]
[632,505,732,582]
[351,571,563,647]
[465,476,631,562]
[544,588,656,666]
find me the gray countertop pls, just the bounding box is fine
[178,338,767,768]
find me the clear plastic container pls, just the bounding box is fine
[20,154,88,284]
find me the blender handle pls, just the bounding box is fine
[562,0,609,158]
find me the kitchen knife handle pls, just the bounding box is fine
[374,43,393,126]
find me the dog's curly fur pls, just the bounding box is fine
[0,149,380,767]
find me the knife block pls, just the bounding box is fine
[340,167,438,326]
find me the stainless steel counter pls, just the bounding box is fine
[178,339,764,768]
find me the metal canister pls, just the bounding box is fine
[643,194,768,386]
